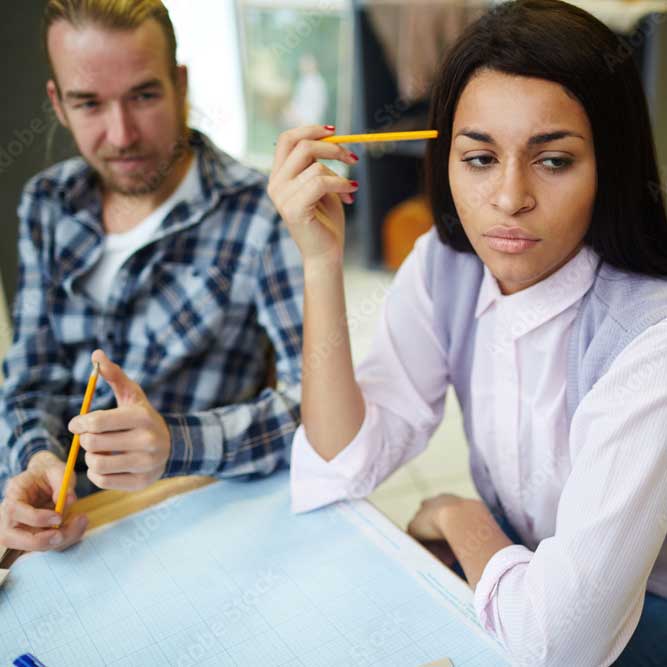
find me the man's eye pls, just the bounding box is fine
[77,101,99,110]
[133,93,157,102]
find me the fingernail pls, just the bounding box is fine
[49,516,61,527]
[349,152,359,161]
[324,124,335,131]
[349,180,359,188]
[49,533,64,546]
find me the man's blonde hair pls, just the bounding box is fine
[43,0,178,82]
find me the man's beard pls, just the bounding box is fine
[98,131,190,197]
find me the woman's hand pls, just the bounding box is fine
[408,493,512,588]
[268,125,359,266]
[407,494,464,568]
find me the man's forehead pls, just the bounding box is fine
[47,18,170,92]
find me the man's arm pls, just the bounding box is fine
[0,183,87,550]
[0,183,72,493]
[161,213,304,478]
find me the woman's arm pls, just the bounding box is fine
[268,125,364,461]
[289,229,450,512]
[437,320,667,666]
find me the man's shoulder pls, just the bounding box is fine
[21,155,90,203]
[195,132,283,244]
[195,131,267,196]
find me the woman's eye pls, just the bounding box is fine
[462,155,496,169]
[540,157,573,171]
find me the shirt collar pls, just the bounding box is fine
[475,245,601,338]
[52,130,267,292]
[58,129,265,222]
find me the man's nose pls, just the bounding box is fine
[106,103,139,150]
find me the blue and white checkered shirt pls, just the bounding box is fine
[0,130,304,497]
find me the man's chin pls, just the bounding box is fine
[99,169,165,197]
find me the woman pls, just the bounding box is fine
[268,1,667,664]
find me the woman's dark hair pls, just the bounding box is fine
[426,0,667,277]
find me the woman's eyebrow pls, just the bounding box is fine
[455,128,585,145]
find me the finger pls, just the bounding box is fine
[53,513,88,551]
[295,173,359,215]
[90,348,145,406]
[85,450,153,476]
[79,426,148,454]
[44,468,77,509]
[273,125,336,174]
[5,470,58,511]
[87,471,156,492]
[3,499,61,529]
[275,139,358,186]
[421,540,456,568]
[70,405,144,435]
[0,525,68,552]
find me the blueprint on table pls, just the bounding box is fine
[0,469,509,666]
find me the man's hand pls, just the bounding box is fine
[0,451,88,551]
[69,349,171,492]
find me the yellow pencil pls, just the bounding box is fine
[54,362,100,518]
[322,130,438,144]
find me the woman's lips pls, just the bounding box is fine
[483,226,541,254]
[484,236,540,253]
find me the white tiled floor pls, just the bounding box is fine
[0,265,477,529]
[343,263,477,530]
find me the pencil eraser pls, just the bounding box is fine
[0,569,9,588]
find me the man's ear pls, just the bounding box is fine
[175,64,188,100]
[46,79,68,128]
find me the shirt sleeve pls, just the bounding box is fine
[473,319,667,666]
[291,229,450,513]
[162,213,304,479]
[0,185,72,495]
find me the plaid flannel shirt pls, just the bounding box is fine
[0,130,304,497]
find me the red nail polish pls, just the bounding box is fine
[350,180,359,187]
[324,125,336,131]
[350,152,359,161]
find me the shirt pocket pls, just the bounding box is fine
[142,261,234,359]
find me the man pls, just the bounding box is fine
[0,0,303,552]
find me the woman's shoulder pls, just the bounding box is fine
[418,228,483,297]
[590,263,667,329]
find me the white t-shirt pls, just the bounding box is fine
[85,159,200,305]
